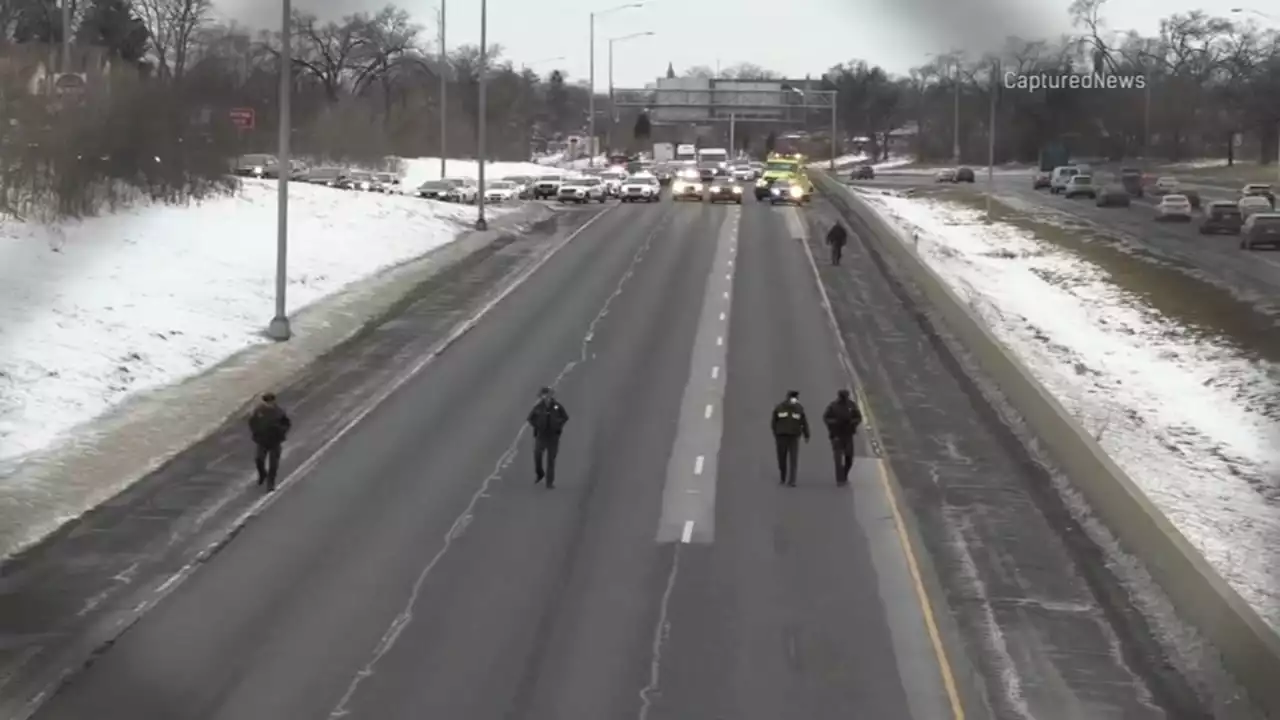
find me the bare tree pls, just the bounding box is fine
[135,0,212,79]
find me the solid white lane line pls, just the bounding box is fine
[694,456,705,475]
[705,404,713,418]
[681,521,694,543]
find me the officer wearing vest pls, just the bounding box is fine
[770,390,810,486]
[822,389,863,486]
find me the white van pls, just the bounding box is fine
[1050,166,1079,194]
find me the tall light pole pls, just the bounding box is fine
[987,59,999,221]
[267,0,292,340]
[830,92,838,171]
[1230,8,1279,181]
[60,0,71,72]
[608,31,654,154]
[952,56,961,164]
[588,2,644,168]
[439,0,447,179]
[475,0,488,231]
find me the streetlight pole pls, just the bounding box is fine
[475,0,488,231]
[607,31,654,156]
[952,58,961,164]
[588,2,644,168]
[830,92,838,171]
[439,0,447,179]
[60,0,71,72]
[987,59,998,221]
[267,0,292,341]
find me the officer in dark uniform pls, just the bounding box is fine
[527,387,569,488]
[247,392,292,492]
[826,221,848,265]
[770,390,810,486]
[822,389,863,486]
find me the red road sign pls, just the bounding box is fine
[230,107,255,130]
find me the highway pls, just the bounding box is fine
[16,192,1211,719]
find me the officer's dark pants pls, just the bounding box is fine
[831,242,844,265]
[254,442,282,488]
[534,435,560,485]
[830,434,855,484]
[775,435,799,485]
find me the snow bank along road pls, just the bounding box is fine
[0,196,1220,718]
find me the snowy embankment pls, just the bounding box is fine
[0,164,537,465]
[814,153,914,170]
[856,191,1280,634]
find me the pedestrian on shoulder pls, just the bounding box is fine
[770,390,810,487]
[248,392,292,492]
[822,389,863,486]
[527,386,569,489]
[826,222,848,265]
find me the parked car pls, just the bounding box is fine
[557,176,607,203]
[305,166,349,187]
[1032,171,1051,189]
[1064,174,1097,199]
[532,174,564,199]
[416,180,452,200]
[851,164,875,180]
[234,153,278,178]
[619,174,661,202]
[1119,167,1144,197]
[1095,185,1131,207]
[485,180,519,203]
[769,179,805,205]
[1238,194,1272,218]
[1200,201,1243,234]
[1155,194,1193,221]
[1240,212,1280,250]
[935,168,957,183]
[706,178,743,204]
[955,166,976,182]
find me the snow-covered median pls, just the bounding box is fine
[0,175,515,464]
[857,191,1280,634]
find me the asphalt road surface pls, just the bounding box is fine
[27,197,961,719]
[861,169,1280,314]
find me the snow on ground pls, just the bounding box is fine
[0,175,515,464]
[398,157,560,188]
[880,162,1034,176]
[857,191,1280,634]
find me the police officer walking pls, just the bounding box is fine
[770,390,810,486]
[826,221,848,265]
[247,392,292,492]
[822,389,863,486]
[527,386,569,489]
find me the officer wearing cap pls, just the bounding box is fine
[822,388,863,486]
[770,390,810,486]
[527,386,569,488]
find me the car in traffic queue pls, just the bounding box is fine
[416,180,453,200]
[532,174,565,199]
[619,174,661,202]
[1239,194,1273,219]
[304,166,349,188]
[442,177,478,203]
[730,163,755,182]
[1095,185,1131,207]
[1048,166,1078,193]
[935,168,957,183]
[557,176,607,203]
[1200,201,1244,234]
[1241,183,1275,207]
[1032,170,1051,189]
[1240,213,1280,250]
[955,167,976,182]
[671,169,705,201]
[654,164,676,186]
[696,162,722,183]
[1119,167,1144,197]
[374,172,400,192]
[851,164,875,180]
[706,177,743,204]
[340,171,381,191]
[1063,174,1097,199]
[235,153,279,178]
[769,178,806,205]
[599,169,627,196]
[1152,176,1180,196]
[502,175,534,198]
[485,180,519,203]
[1155,193,1193,221]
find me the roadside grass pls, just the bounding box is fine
[932,189,1280,365]
[1160,162,1279,186]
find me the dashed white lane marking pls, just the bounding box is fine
[655,207,740,543]
[681,521,695,543]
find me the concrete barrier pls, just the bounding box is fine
[813,171,1280,716]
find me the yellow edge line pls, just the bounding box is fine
[790,205,965,719]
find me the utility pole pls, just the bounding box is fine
[830,93,838,171]
[588,12,596,168]
[267,0,293,341]
[439,0,447,179]
[952,58,961,164]
[475,0,487,231]
[60,0,71,72]
[729,113,736,158]
[986,59,998,221]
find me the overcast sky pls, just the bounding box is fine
[213,0,1267,88]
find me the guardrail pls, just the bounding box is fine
[812,170,1280,717]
